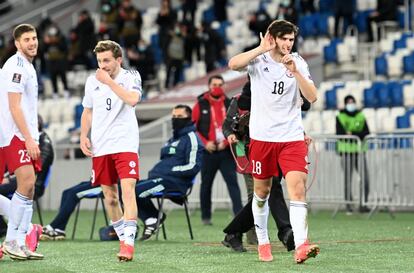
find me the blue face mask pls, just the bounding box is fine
[345,103,357,112]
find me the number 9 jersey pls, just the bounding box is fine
[247,52,313,142]
[82,68,142,157]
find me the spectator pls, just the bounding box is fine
[213,0,228,22]
[249,9,272,36]
[299,0,315,14]
[97,20,119,42]
[336,95,370,213]
[334,0,356,37]
[156,0,177,63]
[182,20,201,65]
[42,24,70,98]
[366,0,397,42]
[117,0,142,48]
[73,10,97,69]
[127,39,155,91]
[136,104,204,240]
[192,75,243,225]
[181,0,197,26]
[165,22,185,88]
[100,0,120,40]
[276,0,298,25]
[200,21,226,72]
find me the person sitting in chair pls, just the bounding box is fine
[135,104,204,241]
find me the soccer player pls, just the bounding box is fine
[0,24,44,260]
[228,19,319,263]
[80,40,141,262]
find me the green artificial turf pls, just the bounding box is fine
[1,209,413,273]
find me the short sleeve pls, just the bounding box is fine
[126,70,142,96]
[4,62,26,94]
[247,56,260,78]
[82,76,93,109]
[296,56,314,84]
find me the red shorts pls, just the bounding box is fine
[3,135,42,174]
[0,148,5,182]
[92,152,139,186]
[249,139,308,179]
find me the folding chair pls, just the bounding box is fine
[150,178,197,240]
[71,187,108,240]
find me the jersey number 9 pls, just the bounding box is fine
[106,98,112,111]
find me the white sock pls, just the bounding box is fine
[290,201,309,249]
[17,204,33,247]
[124,219,137,246]
[5,192,29,242]
[111,218,125,242]
[0,194,11,220]
[252,192,270,245]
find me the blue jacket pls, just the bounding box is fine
[148,124,204,192]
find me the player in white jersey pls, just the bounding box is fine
[80,40,141,262]
[229,19,319,264]
[1,24,44,261]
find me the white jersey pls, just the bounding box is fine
[248,52,313,142]
[0,52,39,146]
[82,68,142,157]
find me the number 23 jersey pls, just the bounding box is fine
[82,68,142,157]
[248,52,314,142]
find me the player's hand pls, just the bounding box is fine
[227,134,238,144]
[80,136,93,157]
[217,141,227,151]
[259,31,276,53]
[95,69,112,85]
[205,141,217,153]
[25,138,40,160]
[281,54,297,73]
[304,135,312,146]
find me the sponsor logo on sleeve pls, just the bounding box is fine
[12,73,22,83]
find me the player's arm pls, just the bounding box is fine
[80,107,93,157]
[228,32,275,71]
[293,71,317,103]
[96,69,140,106]
[8,92,40,160]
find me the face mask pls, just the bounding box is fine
[138,45,146,51]
[210,87,224,98]
[172,117,191,131]
[345,103,357,112]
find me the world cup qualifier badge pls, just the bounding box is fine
[12,73,22,83]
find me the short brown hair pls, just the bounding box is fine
[267,19,298,39]
[208,74,224,85]
[93,40,123,58]
[13,24,36,40]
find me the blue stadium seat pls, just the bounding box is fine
[363,86,377,108]
[390,82,404,107]
[324,83,344,109]
[299,15,318,38]
[396,114,410,128]
[375,55,388,76]
[377,83,392,107]
[202,7,216,23]
[323,38,342,63]
[403,53,414,74]
[356,10,373,33]
[318,0,335,13]
[316,13,331,36]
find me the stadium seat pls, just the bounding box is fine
[390,82,405,106]
[375,55,388,76]
[396,114,410,129]
[403,53,414,74]
[377,83,392,107]
[72,187,109,240]
[150,178,197,240]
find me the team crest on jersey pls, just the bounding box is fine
[285,70,294,78]
[129,161,136,168]
[12,73,22,83]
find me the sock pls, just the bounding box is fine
[17,204,33,247]
[5,192,29,242]
[111,218,125,242]
[0,194,11,220]
[124,219,137,246]
[252,192,269,245]
[290,200,308,249]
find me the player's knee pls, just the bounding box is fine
[254,187,270,199]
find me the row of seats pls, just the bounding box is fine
[303,107,414,135]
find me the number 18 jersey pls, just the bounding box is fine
[247,52,313,142]
[82,68,142,157]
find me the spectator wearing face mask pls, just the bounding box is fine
[336,95,370,214]
[192,74,243,225]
